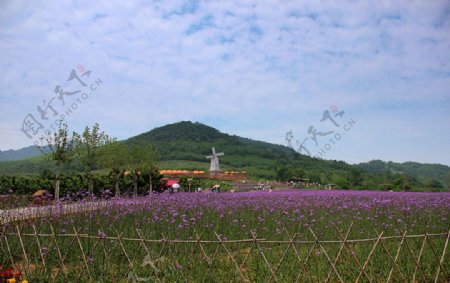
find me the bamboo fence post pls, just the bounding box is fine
[73,227,92,280]
[434,229,450,283]
[355,231,383,283]
[325,223,354,283]
[309,228,344,283]
[214,231,248,282]
[15,225,30,277]
[386,230,407,283]
[49,224,67,280]
[250,230,278,282]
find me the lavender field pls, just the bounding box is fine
[2,190,450,282]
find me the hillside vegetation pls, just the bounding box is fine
[1,121,448,191]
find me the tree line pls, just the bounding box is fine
[39,121,159,201]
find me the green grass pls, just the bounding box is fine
[1,190,449,282]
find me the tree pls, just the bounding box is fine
[275,158,292,182]
[140,144,159,194]
[73,123,109,195]
[446,171,450,191]
[40,120,74,201]
[99,138,129,197]
[127,143,159,196]
[332,173,350,189]
[424,179,444,190]
[347,168,363,188]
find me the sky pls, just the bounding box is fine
[0,0,449,165]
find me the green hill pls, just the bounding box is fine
[126,121,355,179]
[0,145,42,161]
[0,121,355,180]
[358,160,450,189]
[0,121,448,190]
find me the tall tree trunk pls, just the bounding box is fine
[148,171,153,195]
[133,170,138,197]
[115,173,120,197]
[55,163,61,201]
[88,177,94,196]
[88,168,93,196]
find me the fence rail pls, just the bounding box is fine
[1,223,449,282]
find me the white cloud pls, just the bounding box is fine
[0,0,449,165]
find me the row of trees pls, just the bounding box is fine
[0,172,161,197]
[42,121,158,201]
[275,158,447,191]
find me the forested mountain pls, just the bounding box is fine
[126,121,355,179]
[0,121,448,191]
[358,160,449,189]
[0,145,41,161]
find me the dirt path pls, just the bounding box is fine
[0,201,109,225]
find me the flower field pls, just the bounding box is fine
[1,190,450,282]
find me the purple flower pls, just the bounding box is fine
[97,231,107,239]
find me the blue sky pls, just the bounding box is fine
[1,0,449,165]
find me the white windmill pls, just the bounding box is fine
[206,147,224,173]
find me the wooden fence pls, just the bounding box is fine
[1,224,449,282]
